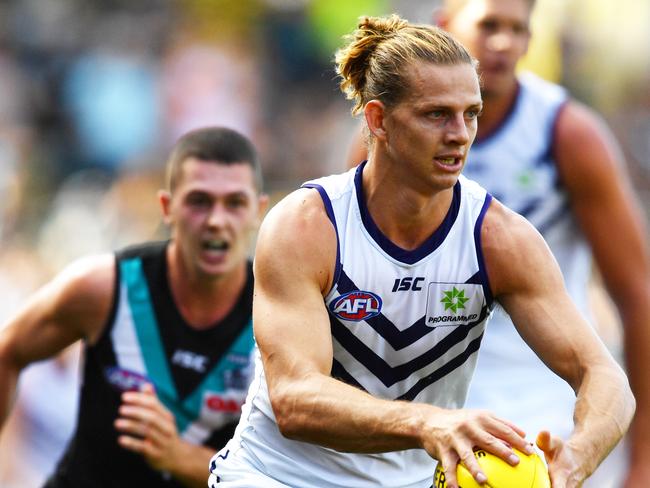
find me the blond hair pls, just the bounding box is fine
[335,14,476,115]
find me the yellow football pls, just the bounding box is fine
[433,447,550,488]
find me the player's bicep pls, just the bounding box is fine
[253,190,338,387]
[483,204,606,389]
[0,254,114,367]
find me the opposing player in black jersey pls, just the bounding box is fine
[0,126,268,487]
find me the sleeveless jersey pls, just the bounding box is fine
[47,241,255,487]
[214,164,495,488]
[463,72,591,437]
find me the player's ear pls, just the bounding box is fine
[364,100,387,142]
[158,189,173,225]
[256,193,270,224]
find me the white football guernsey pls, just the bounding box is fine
[210,163,496,488]
[463,72,591,438]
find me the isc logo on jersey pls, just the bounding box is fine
[330,290,382,321]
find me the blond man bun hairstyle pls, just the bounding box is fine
[335,14,476,115]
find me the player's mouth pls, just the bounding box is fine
[202,238,229,253]
[201,239,230,259]
[433,154,463,172]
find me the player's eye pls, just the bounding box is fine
[187,193,212,208]
[466,108,483,119]
[428,110,446,119]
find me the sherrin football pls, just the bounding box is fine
[433,447,550,488]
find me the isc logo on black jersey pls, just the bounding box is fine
[330,290,382,321]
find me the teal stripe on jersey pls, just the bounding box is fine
[120,258,178,407]
[179,319,255,433]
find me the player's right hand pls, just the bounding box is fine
[536,430,585,488]
[419,407,533,488]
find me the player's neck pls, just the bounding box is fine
[361,161,455,250]
[166,245,247,329]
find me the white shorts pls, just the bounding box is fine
[208,444,291,488]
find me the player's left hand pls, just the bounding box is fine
[114,382,181,472]
[536,430,586,488]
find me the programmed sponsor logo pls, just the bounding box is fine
[104,366,151,392]
[426,284,482,327]
[428,313,478,325]
[428,287,476,325]
[329,290,382,321]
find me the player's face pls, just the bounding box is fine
[162,158,265,280]
[381,62,482,192]
[442,0,532,99]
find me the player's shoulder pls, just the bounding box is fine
[261,185,338,242]
[54,253,116,302]
[481,198,534,248]
[518,71,567,100]
[555,98,612,144]
[256,187,338,291]
[37,253,117,343]
[554,99,625,193]
[481,199,556,295]
[116,240,167,261]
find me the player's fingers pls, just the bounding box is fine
[439,452,460,488]
[117,433,149,454]
[122,389,174,422]
[492,415,526,438]
[457,448,488,485]
[122,390,160,409]
[114,417,151,438]
[118,404,168,433]
[536,430,561,463]
[140,382,156,395]
[483,417,533,458]
[474,434,525,467]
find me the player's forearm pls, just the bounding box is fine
[0,346,21,429]
[167,441,214,488]
[271,372,428,453]
[569,361,635,476]
[619,292,650,465]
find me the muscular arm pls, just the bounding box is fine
[554,102,650,485]
[255,189,531,486]
[0,254,114,428]
[483,200,635,486]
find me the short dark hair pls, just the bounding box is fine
[165,127,263,193]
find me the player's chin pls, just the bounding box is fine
[431,172,461,191]
[197,254,231,278]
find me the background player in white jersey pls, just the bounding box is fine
[348,1,650,486]
[0,127,269,487]
[209,15,633,488]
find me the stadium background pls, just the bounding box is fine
[0,0,648,485]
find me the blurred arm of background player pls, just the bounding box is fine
[0,256,215,488]
[552,100,650,487]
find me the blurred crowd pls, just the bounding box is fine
[0,0,648,486]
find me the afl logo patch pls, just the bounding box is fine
[330,290,382,321]
[104,366,150,392]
